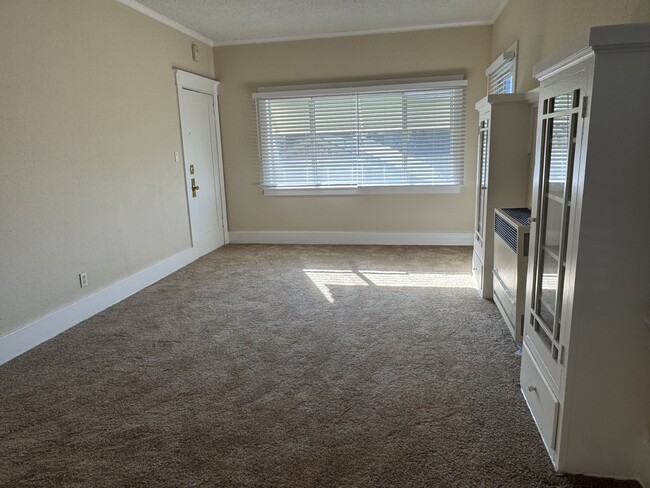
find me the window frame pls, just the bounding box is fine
[486,42,518,95]
[253,77,468,196]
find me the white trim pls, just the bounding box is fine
[258,76,464,94]
[174,69,230,252]
[254,79,467,99]
[525,87,540,105]
[114,0,508,49]
[212,20,492,47]
[114,0,214,46]
[175,69,219,94]
[485,50,515,76]
[228,231,473,246]
[535,24,650,81]
[534,47,594,82]
[486,41,518,94]
[475,93,526,112]
[0,249,194,366]
[263,185,461,196]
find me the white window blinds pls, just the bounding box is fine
[254,79,467,192]
[486,46,517,94]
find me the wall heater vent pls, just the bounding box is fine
[495,208,530,254]
[493,208,531,342]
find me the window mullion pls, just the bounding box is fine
[355,94,361,187]
[401,94,408,185]
[308,97,318,186]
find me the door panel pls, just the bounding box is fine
[179,89,225,258]
[525,71,587,391]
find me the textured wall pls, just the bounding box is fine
[492,0,650,92]
[213,26,492,233]
[0,0,214,337]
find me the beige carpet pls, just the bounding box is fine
[0,245,639,487]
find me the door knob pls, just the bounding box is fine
[191,178,199,197]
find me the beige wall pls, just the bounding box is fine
[214,27,492,233]
[0,0,213,337]
[492,0,650,92]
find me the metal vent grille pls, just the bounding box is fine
[495,213,518,253]
[501,207,531,226]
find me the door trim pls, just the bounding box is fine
[174,69,229,257]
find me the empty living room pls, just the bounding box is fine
[1,0,649,486]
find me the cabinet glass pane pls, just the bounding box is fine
[539,250,559,315]
[529,87,581,371]
[476,128,488,237]
[539,301,555,332]
[550,93,573,112]
[547,115,571,199]
[534,319,553,353]
[542,198,563,256]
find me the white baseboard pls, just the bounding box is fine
[0,248,194,366]
[228,231,473,246]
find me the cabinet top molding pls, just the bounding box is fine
[533,22,650,82]
[475,93,528,112]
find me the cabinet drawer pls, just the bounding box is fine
[521,343,559,453]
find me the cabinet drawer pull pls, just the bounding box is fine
[528,385,537,392]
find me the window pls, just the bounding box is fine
[253,78,467,195]
[486,43,518,95]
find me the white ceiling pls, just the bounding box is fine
[125,0,509,46]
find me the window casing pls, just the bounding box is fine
[254,79,467,195]
[486,43,518,95]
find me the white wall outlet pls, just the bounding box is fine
[174,151,180,163]
[79,272,88,288]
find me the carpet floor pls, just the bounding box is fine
[0,245,640,487]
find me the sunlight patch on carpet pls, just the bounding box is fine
[304,269,473,302]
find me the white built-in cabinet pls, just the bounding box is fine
[472,95,530,299]
[520,23,650,480]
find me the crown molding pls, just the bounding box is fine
[212,20,492,47]
[115,0,506,49]
[114,0,214,46]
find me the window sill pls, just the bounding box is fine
[263,186,462,196]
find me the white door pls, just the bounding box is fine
[178,87,226,258]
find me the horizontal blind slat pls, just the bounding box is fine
[488,58,515,94]
[257,85,465,188]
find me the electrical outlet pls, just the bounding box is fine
[174,151,180,163]
[79,272,88,288]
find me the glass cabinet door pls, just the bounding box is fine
[527,86,583,387]
[475,119,489,241]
